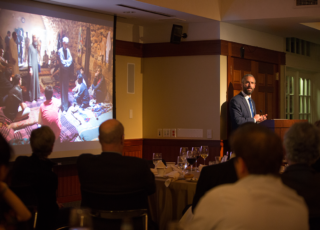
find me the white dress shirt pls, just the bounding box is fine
[186,175,308,230]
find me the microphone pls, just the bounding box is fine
[260,110,262,115]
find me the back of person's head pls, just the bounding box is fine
[44,85,53,101]
[0,134,12,167]
[99,119,124,145]
[12,74,21,86]
[284,122,320,165]
[230,123,283,175]
[30,126,55,158]
[314,120,320,129]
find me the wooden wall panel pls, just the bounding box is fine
[233,70,242,84]
[267,93,273,118]
[116,40,286,66]
[257,92,266,114]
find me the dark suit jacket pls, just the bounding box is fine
[281,164,320,229]
[229,92,256,131]
[10,154,59,230]
[192,158,238,213]
[77,152,155,208]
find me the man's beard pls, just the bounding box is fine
[244,87,254,95]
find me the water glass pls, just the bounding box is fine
[69,208,93,230]
[153,153,162,166]
[177,156,187,170]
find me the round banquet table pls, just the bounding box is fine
[148,177,198,230]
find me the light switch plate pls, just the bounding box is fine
[207,129,212,139]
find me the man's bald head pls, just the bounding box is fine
[99,119,124,145]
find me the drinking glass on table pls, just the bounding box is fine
[180,147,188,155]
[192,147,200,170]
[153,153,162,166]
[177,156,187,170]
[186,150,197,172]
[69,208,93,230]
[200,145,209,165]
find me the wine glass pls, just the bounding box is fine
[180,147,188,155]
[69,208,93,230]
[192,147,200,170]
[177,156,187,170]
[153,153,162,166]
[200,146,209,165]
[186,150,197,172]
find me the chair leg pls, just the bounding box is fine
[33,212,38,229]
[145,213,148,230]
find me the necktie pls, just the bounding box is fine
[248,98,254,118]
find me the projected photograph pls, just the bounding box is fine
[0,9,113,145]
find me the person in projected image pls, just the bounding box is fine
[28,35,41,103]
[91,65,106,103]
[38,86,61,141]
[3,75,30,122]
[9,32,19,75]
[73,75,89,109]
[58,37,72,114]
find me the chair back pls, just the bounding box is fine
[80,189,149,211]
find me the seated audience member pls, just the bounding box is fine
[281,122,320,230]
[91,66,106,103]
[192,157,238,213]
[0,134,31,229]
[77,119,155,229]
[0,68,13,106]
[38,86,61,141]
[11,126,61,230]
[72,67,87,94]
[186,123,309,230]
[42,50,49,68]
[3,75,30,122]
[311,120,320,172]
[73,75,89,109]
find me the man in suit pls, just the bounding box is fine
[229,74,267,131]
[77,119,155,208]
[77,119,156,229]
[192,158,238,213]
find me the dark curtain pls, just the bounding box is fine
[84,27,91,85]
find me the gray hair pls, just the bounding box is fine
[30,126,55,158]
[284,122,320,165]
[99,120,124,144]
[241,74,256,84]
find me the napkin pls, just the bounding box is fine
[155,161,166,168]
[164,171,181,187]
[150,168,158,175]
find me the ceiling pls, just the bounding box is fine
[35,0,320,44]
[35,0,213,25]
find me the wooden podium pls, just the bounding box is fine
[260,119,307,140]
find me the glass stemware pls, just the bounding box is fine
[177,156,187,170]
[186,150,197,172]
[200,145,209,165]
[69,208,93,230]
[153,153,162,166]
[192,147,200,170]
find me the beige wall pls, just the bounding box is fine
[142,55,222,140]
[220,22,285,52]
[116,55,143,139]
[219,55,228,140]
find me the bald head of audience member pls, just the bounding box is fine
[284,122,320,166]
[230,123,283,179]
[99,119,124,154]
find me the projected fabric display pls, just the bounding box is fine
[0,8,114,146]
